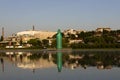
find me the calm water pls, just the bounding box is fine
[0,50,120,80]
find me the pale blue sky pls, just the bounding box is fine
[0,0,120,36]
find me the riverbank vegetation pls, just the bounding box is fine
[59,29,120,49]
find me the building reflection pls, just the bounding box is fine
[16,52,55,73]
[0,51,119,72]
[0,58,4,72]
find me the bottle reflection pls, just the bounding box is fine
[0,58,4,72]
[57,52,62,72]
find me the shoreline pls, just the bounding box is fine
[0,48,120,52]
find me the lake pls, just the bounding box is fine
[0,49,120,80]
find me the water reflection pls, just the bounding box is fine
[57,51,62,72]
[15,52,55,73]
[0,58,4,72]
[0,51,120,73]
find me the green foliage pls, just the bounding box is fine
[52,29,120,49]
[51,39,56,48]
[77,31,95,39]
[84,36,105,44]
[67,34,76,40]
[70,29,120,49]
[103,36,116,44]
[42,39,49,47]
[27,38,42,48]
[62,38,69,48]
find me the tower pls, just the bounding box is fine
[33,25,35,31]
[1,27,4,41]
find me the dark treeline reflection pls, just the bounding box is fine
[0,51,120,70]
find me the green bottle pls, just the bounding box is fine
[56,29,62,49]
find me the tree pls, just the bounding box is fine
[77,31,95,39]
[27,38,42,48]
[70,34,76,40]
[77,31,85,39]
[51,39,56,48]
[103,36,116,44]
[42,39,49,47]
[62,38,69,48]
[51,37,69,48]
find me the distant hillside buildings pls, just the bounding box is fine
[0,26,119,48]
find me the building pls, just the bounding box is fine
[96,27,111,32]
[63,29,85,35]
[0,26,56,48]
[94,27,111,37]
[16,30,56,43]
[63,29,85,38]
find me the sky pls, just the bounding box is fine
[0,0,120,36]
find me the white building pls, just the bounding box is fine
[63,29,84,35]
[16,30,56,42]
[96,27,111,32]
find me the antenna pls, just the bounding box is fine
[33,25,35,31]
[2,27,4,40]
